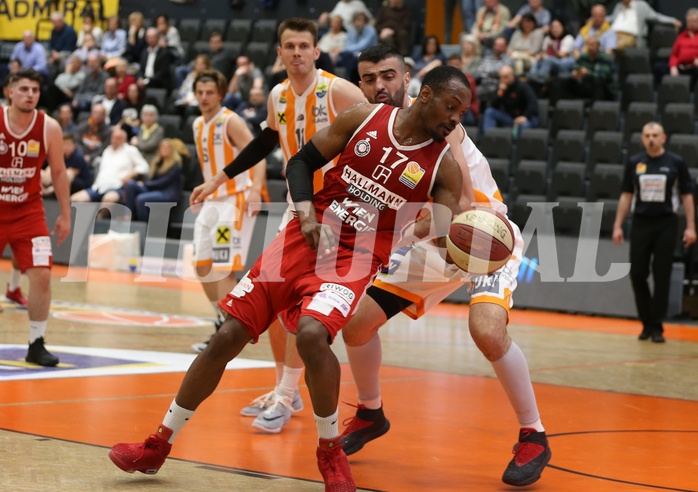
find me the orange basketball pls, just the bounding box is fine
[446,208,515,275]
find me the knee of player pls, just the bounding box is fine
[296,320,331,356]
[204,320,249,360]
[342,323,378,347]
[27,268,51,289]
[469,323,510,361]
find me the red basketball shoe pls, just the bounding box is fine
[339,404,390,455]
[109,426,173,475]
[502,428,552,486]
[317,437,356,492]
[6,285,28,308]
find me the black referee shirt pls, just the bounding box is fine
[621,150,694,218]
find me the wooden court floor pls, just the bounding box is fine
[1,258,698,491]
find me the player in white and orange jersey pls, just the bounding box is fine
[189,69,266,334]
[188,18,366,433]
[338,45,551,488]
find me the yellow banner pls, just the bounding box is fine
[0,0,119,41]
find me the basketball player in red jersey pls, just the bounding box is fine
[109,65,471,491]
[189,18,366,434]
[341,45,551,487]
[0,68,71,366]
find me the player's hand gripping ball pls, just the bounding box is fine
[446,208,515,275]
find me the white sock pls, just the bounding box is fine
[346,334,382,410]
[29,320,47,344]
[162,399,195,444]
[314,408,339,440]
[490,342,544,432]
[276,366,303,399]
[9,268,21,291]
[274,362,284,385]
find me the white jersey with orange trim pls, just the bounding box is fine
[371,125,524,319]
[193,107,254,200]
[269,68,340,194]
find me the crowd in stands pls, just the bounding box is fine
[0,0,696,232]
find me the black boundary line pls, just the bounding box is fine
[544,429,698,492]
[0,427,385,492]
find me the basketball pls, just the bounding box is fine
[446,208,515,275]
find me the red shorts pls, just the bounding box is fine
[0,216,52,272]
[219,219,381,343]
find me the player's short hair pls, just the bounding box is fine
[421,65,471,94]
[357,45,405,73]
[278,18,318,45]
[10,68,43,86]
[63,133,75,142]
[193,69,228,97]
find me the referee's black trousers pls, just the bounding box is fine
[629,214,678,335]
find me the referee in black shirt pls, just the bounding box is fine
[613,122,696,343]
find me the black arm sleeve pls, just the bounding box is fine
[286,140,330,203]
[222,126,279,179]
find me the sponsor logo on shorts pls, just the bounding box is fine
[309,291,351,317]
[469,273,501,296]
[216,226,230,244]
[231,274,254,298]
[212,247,230,263]
[320,283,356,304]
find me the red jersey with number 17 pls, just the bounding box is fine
[0,106,47,221]
[314,103,450,264]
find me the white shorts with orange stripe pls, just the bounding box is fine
[372,221,524,320]
[192,192,258,273]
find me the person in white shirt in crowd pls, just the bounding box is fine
[77,11,103,48]
[155,14,185,61]
[318,15,348,65]
[71,127,149,207]
[607,0,681,51]
[529,19,576,81]
[318,0,373,33]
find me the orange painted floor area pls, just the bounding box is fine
[2,365,697,491]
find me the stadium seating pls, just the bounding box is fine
[547,162,586,200]
[551,99,585,137]
[551,130,586,168]
[226,19,253,43]
[479,128,513,160]
[512,128,549,171]
[587,101,621,138]
[513,160,548,195]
